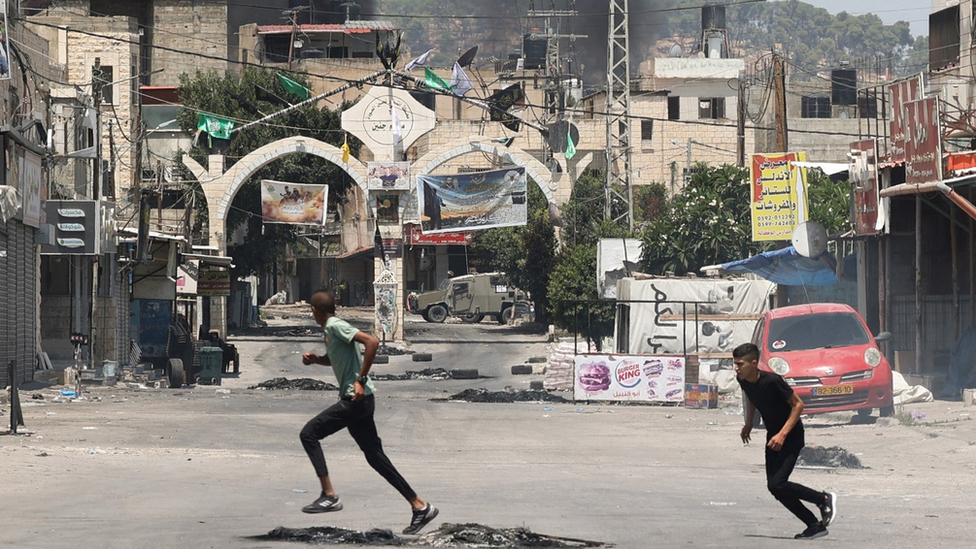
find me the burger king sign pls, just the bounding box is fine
[574,354,685,402]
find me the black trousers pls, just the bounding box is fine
[300,394,417,502]
[764,432,824,527]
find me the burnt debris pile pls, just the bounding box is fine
[447,389,570,404]
[378,345,414,356]
[372,368,452,381]
[256,526,403,545]
[255,523,604,547]
[249,378,339,391]
[798,445,865,469]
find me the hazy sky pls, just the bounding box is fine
[784,1,930,37]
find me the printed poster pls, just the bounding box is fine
[750,152,808,241]
[574,354,685,403]
[416,167,527,234]
[0,1,9,81]
[368,161,410,191]
[260,180,328,225]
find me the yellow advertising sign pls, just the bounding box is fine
[197,270,231,297]
[750,152,808,241]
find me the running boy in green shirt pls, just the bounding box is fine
[299,289,439,535]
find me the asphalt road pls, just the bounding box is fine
[2,309,975,549]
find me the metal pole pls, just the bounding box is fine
[773,48,788,152]
[736,77,746,167]
[915,195,922,376]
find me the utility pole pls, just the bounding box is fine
[606,0,633,230]
[772,47,788,152]
[285,7,308,71]
[736,77,746,167]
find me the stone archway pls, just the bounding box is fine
[184,136,369,252]
[413,138,559,204]
[181,136,368,336]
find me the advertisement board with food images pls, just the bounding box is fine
[574,355,686,402]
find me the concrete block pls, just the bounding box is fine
[964,388,976,406]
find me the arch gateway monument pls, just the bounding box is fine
[182,84,568,341]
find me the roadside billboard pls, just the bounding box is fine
[367,161,410,191]
[850,139,881,235]
[260,180,328,226]
[416,167,527,234]
[904,97,942,185]
[750,152,808,241]
[197,270,231,297]
[888,74,923,163]
[404,223,472,245]
[574,354,685,403]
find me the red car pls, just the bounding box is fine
[750,303,894,417]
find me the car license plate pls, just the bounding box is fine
[813,385,854,396]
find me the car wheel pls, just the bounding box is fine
[426,304,448,323]
[499,306,512,325]
[856,407,873,417]
[460,313,484,323]
[880,404,895,417]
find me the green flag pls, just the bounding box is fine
[196,113,234,140]
[277,73,312,100]
[565,128,576,160]
[424,67,452,92]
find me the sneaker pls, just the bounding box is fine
[794,523,828,540]
[402,503,439,535]
[302,493,343,514]
[818,492,837,527]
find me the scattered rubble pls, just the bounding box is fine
[798,445,865,469]
[372,368,452,381]
[255,523,604,547]
[446,388,570,404]
[255,526,402,545]
[249,378,339,391]
[419,523,605,547]
[378,345,414,356]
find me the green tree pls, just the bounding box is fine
[469,181,555,323]
[640,164,767,276]
[176,67,359,279]
[545,169,628,348]
[633,183,669,224]
[807,170,854,235]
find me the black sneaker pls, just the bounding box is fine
[794,523,828,540]
[302,493,343,514]
[818,492,837,527]
[402,503,439,534]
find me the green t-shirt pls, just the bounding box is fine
[323,316,376,398]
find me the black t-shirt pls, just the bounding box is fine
[738,371,803,439]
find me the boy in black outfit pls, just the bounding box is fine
[733,343,837,540]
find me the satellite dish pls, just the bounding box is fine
[669,44,683,58]
[791,221,828,258]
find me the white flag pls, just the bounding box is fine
[450,62,474,96]
[391,101,403,145]
[404,49,432,71]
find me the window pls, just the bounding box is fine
[698,97,725,119]
[94,64,114,105]
[668,96,680,120]
[930,5,960,70]
[640,119,654,142]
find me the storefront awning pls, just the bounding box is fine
[337,245,374,260]
[181,253,234,267]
